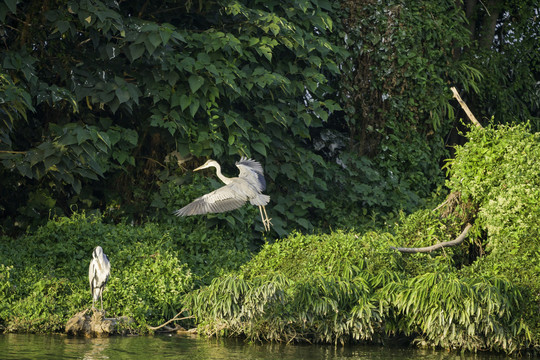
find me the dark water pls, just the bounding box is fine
[0,333,511,360]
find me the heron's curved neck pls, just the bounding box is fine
[212,163,232,184]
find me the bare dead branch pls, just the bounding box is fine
[147,309,194,331]
[390,223,472,253]
[450,87,482,128]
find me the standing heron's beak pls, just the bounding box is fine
[193,165,205,171]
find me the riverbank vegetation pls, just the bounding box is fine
[185,123,540,353]
[1,0,539,355]
[1,123,539,354]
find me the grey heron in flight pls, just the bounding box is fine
[89,246,110,311]
[175,157,271,231]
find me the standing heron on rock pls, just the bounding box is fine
[89,246,110,311]
[175,157,272,231]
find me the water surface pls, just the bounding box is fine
[0,333,511,360]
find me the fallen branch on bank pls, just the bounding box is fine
[390,223,472,253]
[388,88,479,254]
[147,309,194,331]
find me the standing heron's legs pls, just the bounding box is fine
[100,291,104,311]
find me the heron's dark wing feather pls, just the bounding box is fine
[175,184,248,216]
[102,254,110,287]
[236,158,266,192]
[89,259,98,297]
[236,157,264,174]
[89,262,94,288]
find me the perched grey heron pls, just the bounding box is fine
[88,246,110,311]
[175,157,272,231]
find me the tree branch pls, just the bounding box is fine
[390,223,472,253]
[0,150,27,154]
[147,309,194,331]
[450,87,482,128]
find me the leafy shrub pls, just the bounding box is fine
[184,228,530,352]
[0,212,251,332]
[183,124,540,353]
[445,122,540,339]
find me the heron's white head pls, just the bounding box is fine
[194,159,218,172]
[93,246,104,259]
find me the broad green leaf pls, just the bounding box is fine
[4,0,16,13]
[179,94,191,111]
[147,32,161,48]
[252,142,266,156]
[56,20,70,34]
[188,75,204,93]
[115,87,130,104]
[159,27,172,44]
[259,45,272,61]
[197,53,211,65]
[114,151,128,165]
[72,178,82,193]
[94,140,108,153]
[296,218,310,229]
[128,43,145,61]
[76,127,90,144]
[43,155,60,170]
[189,99,199,117]
[124,130,138,145]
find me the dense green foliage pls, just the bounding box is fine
[184,124,539,353]
[446,123,540,338]
[0,0,344,236]
[184,229,530,352]
[462,1,539,130]
[331,0,478,219]
[0,212,251,332]
[1,0,538,355]
[0,124,538,354]
[1,0,537,237]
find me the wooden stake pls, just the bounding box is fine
[450,87,482,128]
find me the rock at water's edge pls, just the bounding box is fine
[65,309,133,337]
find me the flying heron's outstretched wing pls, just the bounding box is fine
[236,157,266,192]
[174,180,252,216]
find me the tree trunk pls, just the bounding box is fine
[478,0,501,49]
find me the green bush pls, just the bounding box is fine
[445,122,540,340]
[184,228,529,352]
[0,212,252,332]
[183,123,540,353]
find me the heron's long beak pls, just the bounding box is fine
[193,165,204,171]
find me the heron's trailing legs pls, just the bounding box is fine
[259,205,272,232]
